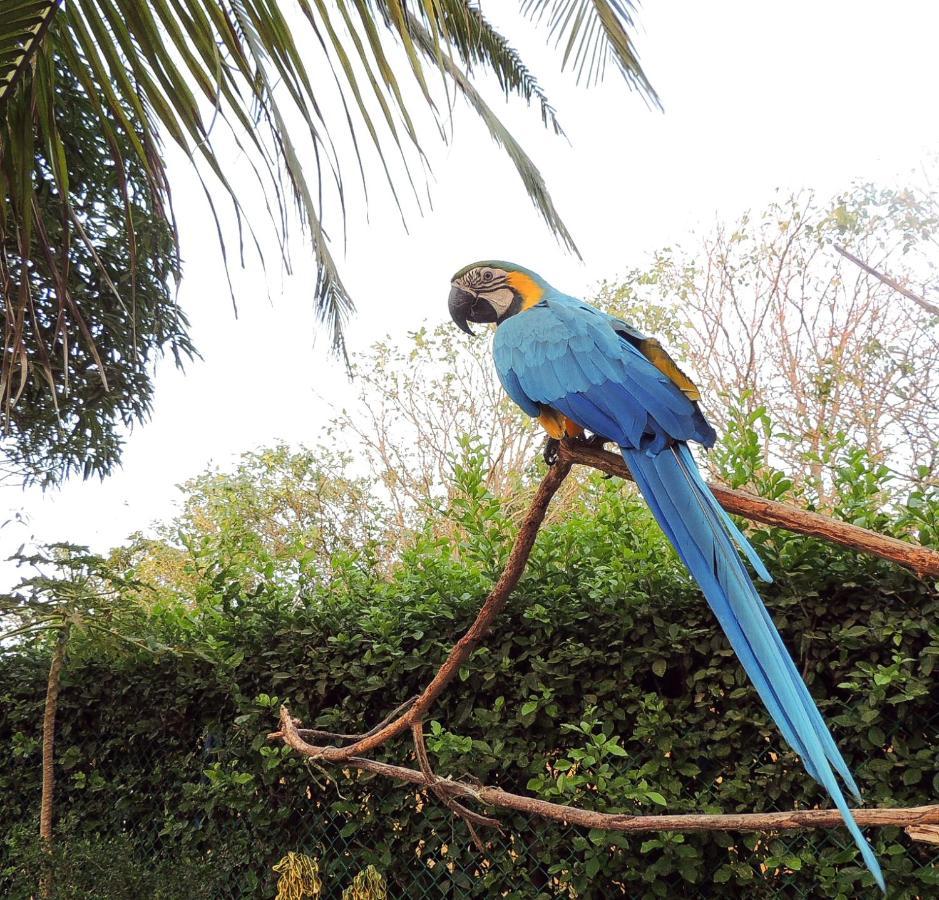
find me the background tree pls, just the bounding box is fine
[122,444,386,599]
[1,1,657,485]
[0,60,193,486]
[596,182,939,501]
[320,180,939,521]
[0,545,166,867]
[327,324,547,532]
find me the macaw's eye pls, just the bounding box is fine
[482,271,493,282]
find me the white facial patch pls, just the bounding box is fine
[483,287,515,316]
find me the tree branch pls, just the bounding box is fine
[834,243,939,318]
[269,457,572,762]
[276,712,939,840]
[559,442,939,578]
[272,440,939,850]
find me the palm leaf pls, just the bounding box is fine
[521,0,659,105]
[0,0,62,111]
[406,11,579,256]
[420,1,564,134]
[2,0,660,481]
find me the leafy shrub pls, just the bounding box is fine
[1,441,937,898]
[3,822,231,900]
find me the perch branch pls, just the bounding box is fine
[560,442,939,578]
[272,437,939,845]
[276,712,939,838]
[834,243,939,317]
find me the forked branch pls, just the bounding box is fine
[278,712,939,840]
[271,438,939,845]
[270,456,572,763]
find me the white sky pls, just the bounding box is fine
[2,1,938,586]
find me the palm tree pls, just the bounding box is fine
[0,1,658,480]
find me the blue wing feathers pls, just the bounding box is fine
[496,303,709,448]
[490,292,884,891]
[496,365,540,417]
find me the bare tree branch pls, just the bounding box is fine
[834,243,939,318]
[561,442,939,578]
[293,696,418,742]
[906,825,939,846]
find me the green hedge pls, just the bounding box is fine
[1,461,938,898]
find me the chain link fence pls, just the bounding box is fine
[3,712,937,899]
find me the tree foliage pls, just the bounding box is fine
[1,436,937,897]
[0,60,192,485]
[123,444,387,600]
[0,1,657,482]
[596,182,939,499]
[328,325,548,531]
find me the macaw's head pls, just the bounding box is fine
[448,261,548,335]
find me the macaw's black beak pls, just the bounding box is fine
[448,285,497,336]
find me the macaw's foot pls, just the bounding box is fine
[542,436,560,466]
[582,434,609,450]
[563,433,613,476]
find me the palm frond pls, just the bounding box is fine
[0,0,62,110]
[407,12,580,257]
[521,0,659,105]
[2,0,660,481]
[428,1,564,135]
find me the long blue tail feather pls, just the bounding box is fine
[621,443,884,891]
[671,444,862,800]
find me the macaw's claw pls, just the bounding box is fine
[542,437,560,466]
[587,435,608,450]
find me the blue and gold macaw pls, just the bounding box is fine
[448,261,883,890]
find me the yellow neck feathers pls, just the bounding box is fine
[506,271,544,310]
